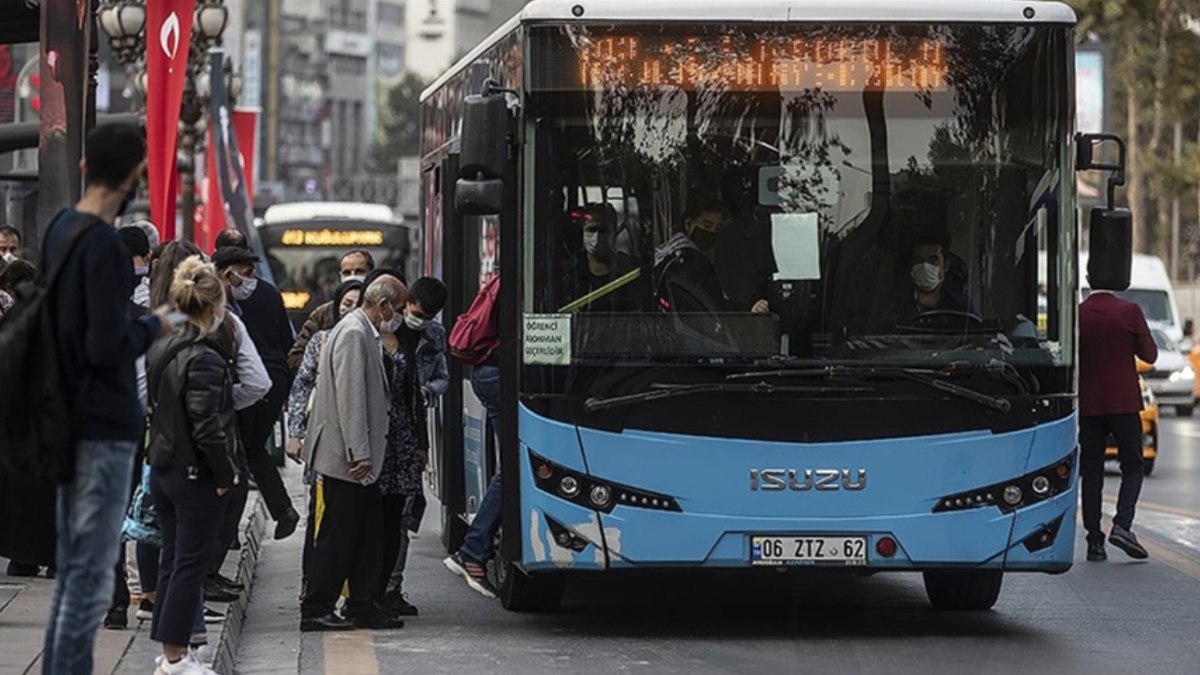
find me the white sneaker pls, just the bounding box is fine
[188,646,220,674]
[153,656,209,675]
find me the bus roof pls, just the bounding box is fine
[261,202,397,226]
[420,0,1076,101]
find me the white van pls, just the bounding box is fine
[1080,252,1184,344]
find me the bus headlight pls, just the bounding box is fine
[558,475,580,498]
[934,451,1075,514]
[529,451,681,514]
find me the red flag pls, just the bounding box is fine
[144,0,195,242]
[233,108,258,201]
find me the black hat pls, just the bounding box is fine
[212,246,261,270]
[117,226,150,259]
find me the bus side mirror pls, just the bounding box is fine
[1077,133,1132,292]
[1087,208,1132,291]
[455,89,509,216]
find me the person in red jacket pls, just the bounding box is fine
[1078,280,1158,562]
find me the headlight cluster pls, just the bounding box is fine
[1169,366,1195,383]
[530,451,682,514]
[933,452,1074,514]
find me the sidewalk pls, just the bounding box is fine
[0,473,274,675]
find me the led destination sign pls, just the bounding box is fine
[575,35,948,92]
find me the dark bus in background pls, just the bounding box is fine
[257,202,416,326]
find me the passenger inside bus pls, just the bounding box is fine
[897,224,972,318]
[557,203,652,313]
[653,197,770,314]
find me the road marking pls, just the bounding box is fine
[1138,536,1200,581]
[1097,497,1200,579]
[1104,496,1200,522]
[324,630,380,675]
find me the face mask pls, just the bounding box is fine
[134,265,149,278]
[230,275,258,301]
[583,231,614,260]
[343,274,367,283]
[1,252,17,265]
[380,314,404,333]
[910,262,945,293]
[118,184,138,217]
[405,314,427,331]
[690,228,719,252]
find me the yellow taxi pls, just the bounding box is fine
[1107,373,1158,476]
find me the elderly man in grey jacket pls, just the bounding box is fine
[299,276,408,632]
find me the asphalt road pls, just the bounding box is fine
[239,415,1200,675]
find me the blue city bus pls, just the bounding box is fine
[419,0,1131,611]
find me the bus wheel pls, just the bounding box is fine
[922,570,1003,611]
[498,557,564,612]
[441,505,468,554]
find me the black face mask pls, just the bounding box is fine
[690,227,719,252]
[118,183,138,217]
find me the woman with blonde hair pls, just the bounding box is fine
[145,257,239,675]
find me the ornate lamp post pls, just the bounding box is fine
[97,0,230,242]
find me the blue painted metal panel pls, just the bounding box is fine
[516,406,1077,570]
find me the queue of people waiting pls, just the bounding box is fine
[0,123,452,675]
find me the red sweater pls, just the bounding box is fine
[1079,292,1158,417]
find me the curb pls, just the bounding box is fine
[213,493,269,675]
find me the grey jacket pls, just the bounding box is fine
[415,320,449,397]
[301,309,390,485]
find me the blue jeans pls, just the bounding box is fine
[42,439,137,675]
[460,366,502,563]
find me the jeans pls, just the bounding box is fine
[150,467,226,648]
[1080,414,1144,545]
[460,365,502,564]
[42,439,137,675]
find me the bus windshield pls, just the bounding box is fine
[526,23,1074,368]
[257,216,413,323]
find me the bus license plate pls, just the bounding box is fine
[751,536,868,566]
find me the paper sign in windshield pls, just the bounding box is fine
[523,314,572,366]
[772,213,821,281]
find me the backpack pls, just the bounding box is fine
[0,213,103,484]
[448,275,500,365]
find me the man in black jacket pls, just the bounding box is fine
[213,246,301,540]
[40,122,173,675]
[287,249,375,372]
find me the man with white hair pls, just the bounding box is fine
[299,276,408,632]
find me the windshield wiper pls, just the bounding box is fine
[727,363,1013,413]
[584,381,873,413]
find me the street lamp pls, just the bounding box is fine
[97,0,146,66]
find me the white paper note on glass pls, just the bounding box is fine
[772,213,821,281]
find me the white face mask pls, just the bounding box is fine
[911,262,945,293]
[380,313,403,333]
[405,314,427,331]
[582,231,614,259]
[230,274,258,301]
[343,274,367,283]
[1,252,17,265]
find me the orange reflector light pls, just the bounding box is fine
[536,463,553,480]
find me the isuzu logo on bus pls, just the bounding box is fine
[750,469,868,492]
